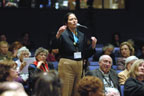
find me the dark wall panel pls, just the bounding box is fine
[0,2,144,48]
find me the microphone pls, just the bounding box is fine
[77,23,88,29]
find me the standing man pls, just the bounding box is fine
[51,12,97,96]
[86,55,120,93]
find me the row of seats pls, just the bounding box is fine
[89,61,118,66]
[51,61,123,73]
[88,61,122,73]
[95,47,120,57]
[51,61,59,70]
[121,85,124,96]
[51,61,119,69]
[88,65,122,73]
[88,57,120,65]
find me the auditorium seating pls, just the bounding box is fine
[96,44,104,48]
[120,85,124,96]
[88,61,122,73]
[95,48,103,55]
[88,65,99,70]
[89,61,99,66]
[88,57,93,61]
[116,70,122,73]
[51,61,59,70]
[112,65,117,70]
[113,47,120,57]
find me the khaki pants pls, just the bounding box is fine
[58,58,83,96]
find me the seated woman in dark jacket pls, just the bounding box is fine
[28,47,54,95]
[124,59,144,96]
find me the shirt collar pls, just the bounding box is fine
[99,68,110,77]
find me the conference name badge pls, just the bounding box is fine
[74,52,82,59]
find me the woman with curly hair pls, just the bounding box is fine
[77,76,104,96]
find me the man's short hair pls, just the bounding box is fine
[99,55,112,63]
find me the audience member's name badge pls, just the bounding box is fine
[74,52,82,59]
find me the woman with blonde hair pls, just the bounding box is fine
[77,76,104,96]
[117,41,135,70]
[124,59,144,96]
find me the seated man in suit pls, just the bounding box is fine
[86,55,120,94]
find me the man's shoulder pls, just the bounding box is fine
[86,69,100,76]
[110,69,117,73]
[109,69,119,78]
[89,68,100,72]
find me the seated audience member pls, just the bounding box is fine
[118,56,138,85]
[117,42,134,70]
[111,33,121,47]
[86,55,120,93]
[127,39,135,48]
[52,48,60,61]
[102,44,115,59]
[77,76,104,96]
[93,44,116,65]
[28,47,54,95]
[105,87,120,96]
[0,81,28,96]
[9,41,23,59]
[33,70,61,96]
[0,41,13,60]
[0,33,7,41]
[138,44,144,59]
[124,59,144,96]
[0,60,18,82]
[15,46,31,83]
[19,32,35,51]
[47,49,56,62]
[15,46,31,72]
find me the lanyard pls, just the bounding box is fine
[101,73,113,88]
[103,76,112,87]
[72,32,79,52]
[72,32,79,44]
